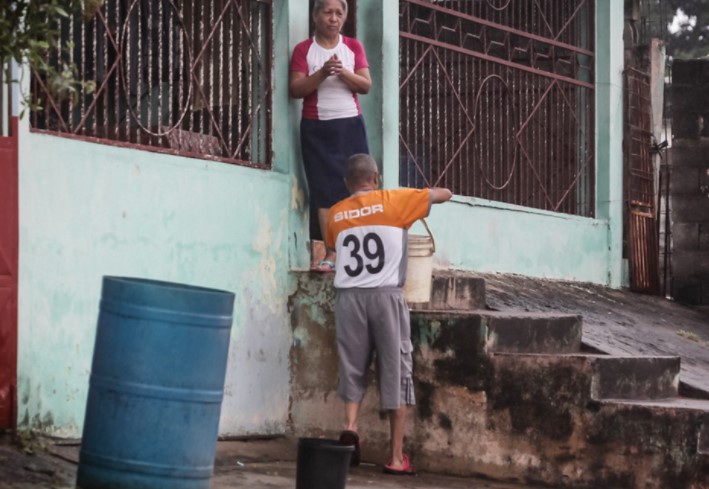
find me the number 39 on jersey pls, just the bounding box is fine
[333,225,407,289]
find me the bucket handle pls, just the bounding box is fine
[420,218,436,254]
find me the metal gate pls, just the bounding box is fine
[624,67,660,294]
[30,0,273,168]
[0,64,18,429]
[399,0,595,217]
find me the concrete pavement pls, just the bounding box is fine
[0,433,547,489]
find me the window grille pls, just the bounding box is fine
[400,0,595,217]
[31,0,273,168]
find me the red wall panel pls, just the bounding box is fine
[0,117,19,429]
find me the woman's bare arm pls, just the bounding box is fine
[289,70,327,99]
[336,67,371,94]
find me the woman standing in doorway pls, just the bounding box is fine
[289,0,372,272]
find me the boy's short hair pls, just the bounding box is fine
[345,154,378,186]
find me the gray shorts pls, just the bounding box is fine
[334,287,415,410]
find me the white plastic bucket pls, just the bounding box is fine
[402,220,435,303]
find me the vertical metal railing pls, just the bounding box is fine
[624,67,660,294]
[399,0,595,217]
[30,0,272,168]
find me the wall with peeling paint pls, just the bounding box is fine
[289,274,709,489]
[416,198,610,284]
[14,0,625,437]
[16,2,305,438]
[17,135,296,437]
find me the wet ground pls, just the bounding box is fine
[0,433,546,489]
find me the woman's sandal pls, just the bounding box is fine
[310,260,335,273]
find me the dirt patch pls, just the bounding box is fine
[0,432,77,489]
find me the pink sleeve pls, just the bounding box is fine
[289,40,310,74]
[343,37,369,71]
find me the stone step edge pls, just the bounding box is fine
[492,353,681,400]
[591,397,709,455]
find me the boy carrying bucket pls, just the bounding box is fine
[325,153,452,475]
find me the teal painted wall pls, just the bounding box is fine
[421,198,609,283]
[595,0,625,287]
[287,0,312,272]
[15,1,624,437]
[17,2,302,438]
[358,0,399,187]
[17,133,294,437]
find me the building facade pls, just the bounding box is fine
[0,0,624,436]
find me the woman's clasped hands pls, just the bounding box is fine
[322,54,344,77]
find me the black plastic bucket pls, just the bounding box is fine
[295,438,354,489]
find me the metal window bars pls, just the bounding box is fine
[399,0,595,217]
[30,0,273,168]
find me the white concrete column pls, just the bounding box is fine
[358,0,399,189]
[595,0,625,287]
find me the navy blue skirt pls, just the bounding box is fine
[300,115,369,211]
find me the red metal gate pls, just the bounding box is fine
[624,67,660,294]
[0,85,18,429]
[399,0,596,217]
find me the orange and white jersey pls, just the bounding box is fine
[326,188,431,289]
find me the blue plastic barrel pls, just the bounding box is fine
[77,277,235,489]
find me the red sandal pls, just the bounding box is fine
[383,454,415,475]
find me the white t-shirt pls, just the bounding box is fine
[326,189,432,289]
[290,35,369,120]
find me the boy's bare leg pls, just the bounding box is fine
[387,405,407,468]
[344,401,361,432]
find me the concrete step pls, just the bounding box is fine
[410,310,583,355]
[409,272,486,311]
[590,397,709,458]
[413,351,708,488]
[591,355,680,400]
[290,273,708,488]
[481,311,582,354]
[493,353,680,402]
